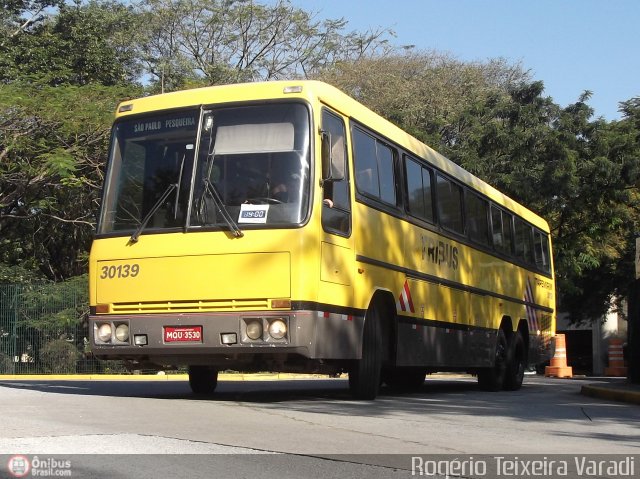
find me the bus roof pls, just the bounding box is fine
[115,80,550,232]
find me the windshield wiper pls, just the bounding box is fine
[201,179,244,238]
[128,183,177,244]
[173,152,186,220]
[195,111,242,238]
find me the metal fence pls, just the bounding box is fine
[0,281,125,374]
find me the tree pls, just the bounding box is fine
[1,0,142,279]
[316,51,531,147]
[0,83,140,279]
[0,0,62,41]
[139,0,393,91]
[1,0,143,86]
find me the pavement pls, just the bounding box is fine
[1,372,639,405]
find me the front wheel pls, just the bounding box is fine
[478,328,508,391]
[188,365,219,395]
[349,307,382,400]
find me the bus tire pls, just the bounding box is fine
[349,306,382,400]
[504,331,526,391]
[188,365,218,395]
[478,328,508,391]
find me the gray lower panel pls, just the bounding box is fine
[89,310,364,371]
[396,321,496,368]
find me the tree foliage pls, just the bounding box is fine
[0,0,63,40]
[1,0,143,86]
[139,0,393,91]
[316,50,531,147]
[0,83,140,279]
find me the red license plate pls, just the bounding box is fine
[164,326,202,343]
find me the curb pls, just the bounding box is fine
[580,384,640,405]
[0,373,341,382]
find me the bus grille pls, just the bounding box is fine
[110,298,270,313]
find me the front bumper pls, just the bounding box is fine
[89,310,364,369]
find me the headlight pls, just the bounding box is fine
[97,323,112,342]
[115,323,129,342]
[246,320,263,340]
[268,319,287,340]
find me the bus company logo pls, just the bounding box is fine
[423,236,459,271]
[7,455,30,478]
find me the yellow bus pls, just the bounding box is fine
[89,80,555,399]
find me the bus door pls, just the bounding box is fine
[319,108,354,312]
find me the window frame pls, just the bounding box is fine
[351,123,400,210]
[320,107,352,237]
[403,154,436,225]
[435,172,465,236]
[465,189,490,246]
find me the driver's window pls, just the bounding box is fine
[321,109,351,236]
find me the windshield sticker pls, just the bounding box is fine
[239,204,269,224]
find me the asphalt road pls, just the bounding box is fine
[0,375,638,478]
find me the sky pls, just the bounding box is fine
[284,0,639,121]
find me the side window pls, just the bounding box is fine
[504,212,514,254]
[405,156,434,223]
[514,218,535,265]
[378,143,395,204]
[321,109,351,236]
[352,126,397,206]
[491,206,514,255]
[534,230,551,272]
[436,174,464,234]
[466,191,489,245]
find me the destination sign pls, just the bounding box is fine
[120,111,199,137]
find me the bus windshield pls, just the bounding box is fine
[98,103,311,235]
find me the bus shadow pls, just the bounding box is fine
[0,378,640,443]
[1,376,634,426]
[0,376,478,402]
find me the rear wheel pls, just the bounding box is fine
[188,365,218,395]
[349,306,382,400]
[478,328,508,391]
[504,331,526,391]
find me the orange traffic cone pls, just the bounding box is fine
[545,333,573,378]
[604,338,627,377]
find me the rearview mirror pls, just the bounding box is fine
[321,130,344,183]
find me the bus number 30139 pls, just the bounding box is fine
[100,264,140,279]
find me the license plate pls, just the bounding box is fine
[164,326,202,343]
